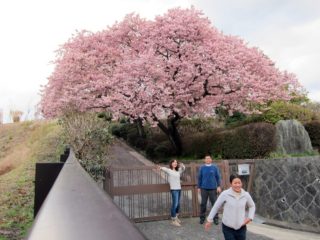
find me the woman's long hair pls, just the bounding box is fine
[169,159,179,171]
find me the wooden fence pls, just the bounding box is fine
[104,159,255,222]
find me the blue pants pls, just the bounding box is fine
[222,223,247,240]
[170,190,181,218]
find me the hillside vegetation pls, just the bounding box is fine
[0,120,65,240]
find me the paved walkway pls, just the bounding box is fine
[247,222,320,240]
[136,217,272,240]
[136,217,320,240]
[109,139,320,240]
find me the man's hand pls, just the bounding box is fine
[217,186,222,194]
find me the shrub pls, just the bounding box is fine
[59,111,113,181]
[110,123,121,137]
[134,137,148,150]
[118,123,131,139]
[148,131,168,143]
[145,141,158,159]
[304,121,320,151]
[216,122,276,159]
[154,141,175,159]
[178,117,223,134]
[182,132,221,159]
[262,101,315,124]
[126,127,139,146]
[225,111,247,127]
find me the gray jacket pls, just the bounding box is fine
[207,188,255,230]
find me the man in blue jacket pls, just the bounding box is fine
[198,155,222,225]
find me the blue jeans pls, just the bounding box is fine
[170,190,181,218]
[222,223,246,240]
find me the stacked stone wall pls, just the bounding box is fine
[252,156,320,233]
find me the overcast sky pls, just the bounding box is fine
[0,0,319,123]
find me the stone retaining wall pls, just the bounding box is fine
[252,156,320,233]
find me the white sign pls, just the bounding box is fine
[238,164,250,175]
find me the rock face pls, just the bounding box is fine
[275,119,313,154]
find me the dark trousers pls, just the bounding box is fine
[200,188,218,221]
[222,223,247,240]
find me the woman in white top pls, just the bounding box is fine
[157,159,185,227]
[205,173,255,240]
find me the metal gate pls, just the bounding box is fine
[104,160,254,222]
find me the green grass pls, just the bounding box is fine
[0,120,65,240]
[267,150,319,159]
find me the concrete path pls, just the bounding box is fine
[136,217,320,240]
[109,139,320,240]
[248,222,320,240]
[136,217,272,240]
[108,139,148,166]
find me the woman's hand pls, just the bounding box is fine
[204,221,212,231]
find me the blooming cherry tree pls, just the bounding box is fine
[40,7,302,155]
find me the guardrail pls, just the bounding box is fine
[26,150,147,240]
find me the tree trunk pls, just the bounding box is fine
[157,116,183,156]
[135,118,146,138]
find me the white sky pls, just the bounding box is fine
[0,0,319,123]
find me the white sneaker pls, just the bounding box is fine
[171,219,181,227]
[176,217,181,224]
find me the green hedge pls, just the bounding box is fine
[212,122,276,159]
[181,131,222,159]
[145,140,175,160]
[304,121,320,151]
[111,119,277,160]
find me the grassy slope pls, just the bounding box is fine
[0,120,65,240]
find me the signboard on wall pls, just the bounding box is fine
[238,164,250,175]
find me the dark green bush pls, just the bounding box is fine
[304,121,320,151]
[110,123,121,137]
[126,129,139,146]
[148,131,168,143]
[216,122,276,159]
[110,122,135,139]
[134,137,148,150]
[182,132,220,159]
[225,111,247,127]
[145,141,158,159]
[210,132,224,159]
[154,141,175,159]
[118,123,131,139]
[178,117,222,134]
[97,111,112,121]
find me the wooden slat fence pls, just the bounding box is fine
[104,160,255,222]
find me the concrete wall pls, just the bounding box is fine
[252,156,320,233]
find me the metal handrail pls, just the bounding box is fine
[26,150,147,240]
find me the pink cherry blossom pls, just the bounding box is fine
[40,7,303,154]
